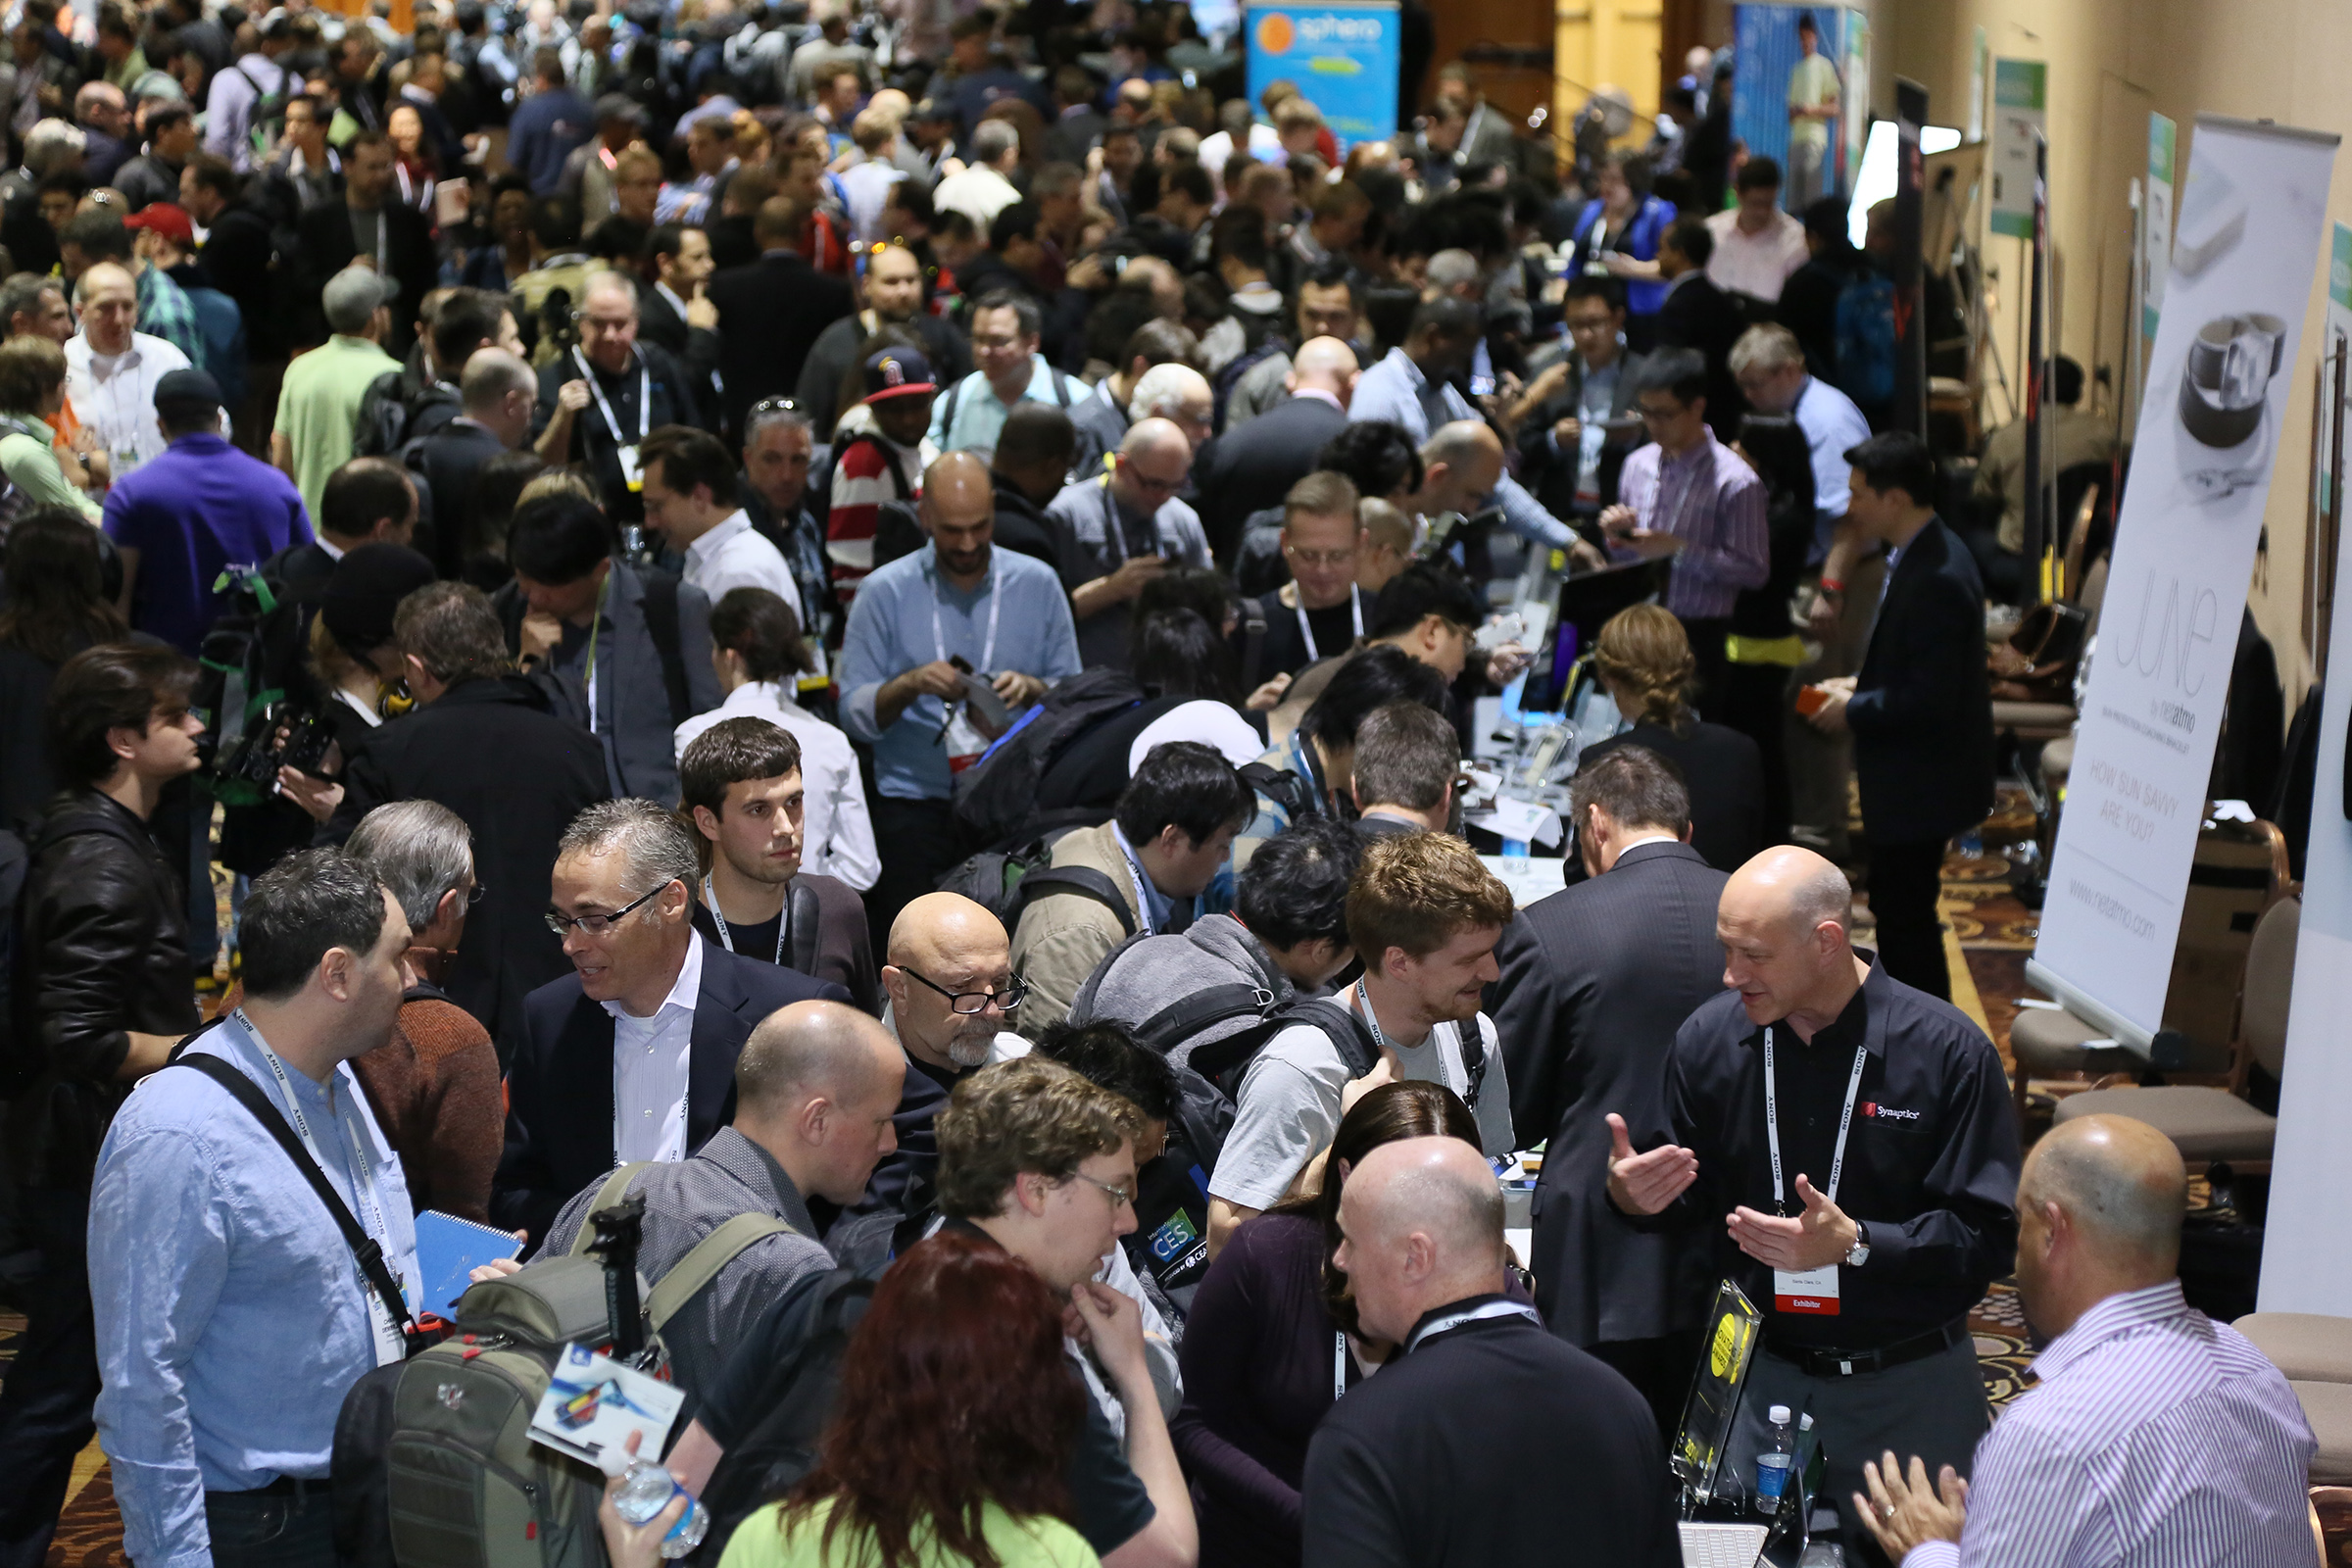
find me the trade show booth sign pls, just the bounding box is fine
[1244,1,1398,153]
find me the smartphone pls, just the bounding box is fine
[1794,685,1831,718]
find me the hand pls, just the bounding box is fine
[684,285,717,330]
[1551,415,1582,449]
[466,1254,526,1285]
[1107,553,1169,600]
[1620,529,1685,560]
[991,669,1047,707]
[1483,641,1532,686]
[1065,253,1108,291]
[557,379,592,415]
[276,765,345,824]
[1245,671,1292,710]
[1597,504,1638,539]
[1602,251,1641,277]
[1568,537,1608,572]
[1855,1452,1969,1560]
[1068,1280,1151,1391]
[1805,587,1841,639]
[1726,1173,1859,1270]
[518,610,565,664]
[903,661,968,700]
[1605,1112,1698,1215]
[81,448,109,489]
[597,1432,688,1568]
[1806,688,1850,734]
[1341,1054,1396,1117]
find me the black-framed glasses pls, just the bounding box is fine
[543,880,670,937]
[902,968,1027,1014]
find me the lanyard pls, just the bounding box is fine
[1355,980,1463,1088]
[581,572,612,732]
[1333,1332,1349,1400]
[1294,585,1363,663]
[1110,824,1159,937]
[572,346,650,446]
[704,872,786,966]
[929,554,1002,672]
[1761,1025,1870,1214]
[1403,1298,1541,1354]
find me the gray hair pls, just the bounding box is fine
[746,400,813,446]
[970,119,1020,165]
[0,270,61,328]
[347,800,474,930]
[1425,248,1481,293]
[559,799,702,909]
[1128,363,1208,423]
[1729,322,1805,377]
[23,119,86,175]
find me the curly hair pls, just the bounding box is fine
[780,1233,1083,1568]
[934,1056,1138,1220]
[1592,603,1695,734]
[1345,829,1514,972]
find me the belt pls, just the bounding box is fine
[209,1475,331,1499]
[1763,1317,1971,1379]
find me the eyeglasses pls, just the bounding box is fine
[901,967,1027,1014]
[543,880,672,937]
[458,881,487,906]
[1636,402,1687,424]
[1070,1172,1136,1210]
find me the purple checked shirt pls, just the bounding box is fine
[1613,431,1769,621]
[1906,1280,2315,1568]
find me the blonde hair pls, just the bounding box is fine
[516,468,598,508]
[1593,603,1695,732]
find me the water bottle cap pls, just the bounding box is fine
[1767,1404,1791,1424]
[1799,1413,1814,1430]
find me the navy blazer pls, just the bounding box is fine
[1847,516,1994,845]
[491,937,853,1245]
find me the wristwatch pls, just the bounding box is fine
[1845,1221,1871,1268]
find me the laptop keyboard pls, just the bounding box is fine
[1679,1521,1771,1568]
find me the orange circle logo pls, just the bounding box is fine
[1255,13,1295,53]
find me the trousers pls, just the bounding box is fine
[206,1479,339,1568]
[1868,837,1951,1001]
[0,1187,100,1568]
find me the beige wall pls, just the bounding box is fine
[1886,0,2352,704]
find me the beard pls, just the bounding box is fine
[944,1016,997,1069]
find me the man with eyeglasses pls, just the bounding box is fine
[1233,469,1367,687]
[533,270,705,527]
[491,800,853,1246]
[1515,275,1649,527]
[1049,416,1212,668]
[927,288,1079,461]
[791,233,973,440]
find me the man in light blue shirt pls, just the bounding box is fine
[1351,296,1598,564]
[839,451,1082,946]
[88,849,418,1568]
[1730,322,1873,564]
[928,291,1079,459]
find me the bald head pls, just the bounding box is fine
[922,449,993,514]
[1418,418,1505,513]
[885,892,1015,1072]
[732,1000,906,1205]
[1718,846,1861,1031]
[2024,1114,2188,1267]
[1120,416,1191,464]
[1727,845,1853,940]
[1337,1136,1506,1343]
[1291,335,1359,397]
[887,891,1006,970]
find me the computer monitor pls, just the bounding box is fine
[1550,554,1676,691]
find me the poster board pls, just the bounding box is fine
[1243,2,1398,154]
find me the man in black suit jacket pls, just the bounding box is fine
[407,349,535,579]
[492,800,853,1243]
[987,402,1076,569]
[326,586,612,1057]
[1651,215,1748,444]
[267,455,420,606]
[1486,744,1728,1442]
[635,232,723,421]
[1807,432,1992,1003]
[705,196,856,442]
[1194,336,1354,547]
[295,132,436,354]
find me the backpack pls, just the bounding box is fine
[354,369,462,460]
[1237,759,1319,826]
[335,1166,792,1568]
[934,821,1133,941]
[950,666,1149,844]
[1834,267,1897,410]
[234,61,294,160]
[1210,337,1287,436]
[193,564,303,808]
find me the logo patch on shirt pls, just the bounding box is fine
[1149,1210,1200,1262]
[1861,1102,1922,1122]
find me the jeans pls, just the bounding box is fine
[1868,836,1952,1001]
[205,1480,338,1568]
[0,1187,100,1568]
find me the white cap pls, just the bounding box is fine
[1767,1404,1792,1424]
[1799,1413,1814,1430]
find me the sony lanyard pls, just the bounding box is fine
[1295,584,1363,663]
[1354,980,1464,1093]
[1761,1026,1870,1215]
[1403,1298,1542,1354]
[704,872,786,966]
[929,555,1002,672]
[572,345,650,447]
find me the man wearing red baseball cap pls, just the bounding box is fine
[826,343,939,599]
[123,202,235,400]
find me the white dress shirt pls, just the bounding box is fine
[606,932,706,1165]
[673,680,881,891]
[684,510,802,609]
[1703,208,1809,303]
[66,330,195,473]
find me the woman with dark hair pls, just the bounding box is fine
[0,507,135,831]
[689,1232,1098,1568]
[1568,151,1678,352]
[1170,1081,1486,1568]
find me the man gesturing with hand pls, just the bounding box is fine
[1603,846,2019,1568]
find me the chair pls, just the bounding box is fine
[2048,893,2297,1169]
[2235,1314,2352,1489]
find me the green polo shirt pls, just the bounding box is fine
[275,333,401,522]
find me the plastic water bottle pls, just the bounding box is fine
[1501,837,1531,861]
[612,1460,710,1559]
[1754,1404,1795,1516]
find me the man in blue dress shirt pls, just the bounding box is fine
[88,849,418,1568]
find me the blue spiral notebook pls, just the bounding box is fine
[415,1210,523,1319]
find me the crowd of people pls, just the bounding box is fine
[0,3,2324,1568]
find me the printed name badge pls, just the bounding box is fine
[943,703,989,773]
[1774,1263,1840,1316]
[616,444,644,492]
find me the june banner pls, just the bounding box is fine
[2027,116,2341,1051]
[1243,1,1398,154]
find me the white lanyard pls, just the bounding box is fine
[1354,980,1463,1090]
[929,554,1002,672]
[1761,1025,1870,1214]
[1333,1332,1349,1400]
[1295,584,1363,663]
[572,346,650,446]
[1403,1298,1541,1354]
[1110,826,1158,937]
[704,872,786,966]
[1100,480,1157,569]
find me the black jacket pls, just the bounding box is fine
[490,941,852,1244]
[1513,349,1645,521]
[1578,721,1765,875]
[1194,392,1348,557]
[989,475,1066,570]
[1847,517,1994,844]
[1486,841,1725,1346]
[793,310,973,440]
[7,789,199,1189]
[296,198,437,352]
[326,676,611,1057]
[1653,271,1749,443]
[634,281,724,426]
[705,250,856,441]
[202,200,288,358]
[406,417,510,580]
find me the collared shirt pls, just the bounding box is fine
[838,542,1083,802]
[537,1125,833,1400]
[1615,430,1771,620]
[1558,353,1623,503]
[1645,956,2022,1349]
[928,355,1076,460]
[684,508,801,607]
[67,329,194,472]
[275,332,402,522]
[1109,821,1175,934]
[655,156,737,225]
[1704,208,1810,303]
[930,161,1022,230]
[134,264,208,371]
[1906,1281,2316,1568]
[673,680,881,891]
[606,933,707,1165]
[1789,374,1874,562]
[102,433,311,655]
[90,1019,417,1568]
[1044,473,1213,667]
[1350,347,1571,550]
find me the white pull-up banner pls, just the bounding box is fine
[2027,116,2339,1051]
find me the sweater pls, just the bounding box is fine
[349,974,503,1224]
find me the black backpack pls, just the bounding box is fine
[949,666,1148,845]
[354,370,462,460]
[933,820,1132,941]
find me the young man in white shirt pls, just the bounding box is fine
[1704,156,1809,306]
[637,422,799,606]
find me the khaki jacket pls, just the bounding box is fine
[1009,822,1143,1034]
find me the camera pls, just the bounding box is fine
[220,702,334,791]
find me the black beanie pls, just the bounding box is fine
[320,544,438,659]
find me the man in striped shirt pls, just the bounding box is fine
[1601,347,1770,717]
[1856,1113,2316,1567]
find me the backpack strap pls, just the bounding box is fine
[785,877,823,978]
[1236,595,1268,694]
[568,1162,658,1257]
[1051,368,1073,409]
[1130,982,1275,1056]
[639,573,695,728]
[837,433,912,502]
[938,376,963,443]
[645,1211,793,1331]
[1284,997,1381,1080]
[1016,865,1135,938]
[1448,1019,1488,1111]
[1238,760,1316,822]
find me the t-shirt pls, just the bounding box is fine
[1786,51,1840,154]
[275,332,401,521]
[1207,1007,1515,1210]
[719,1496,1101,1568]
